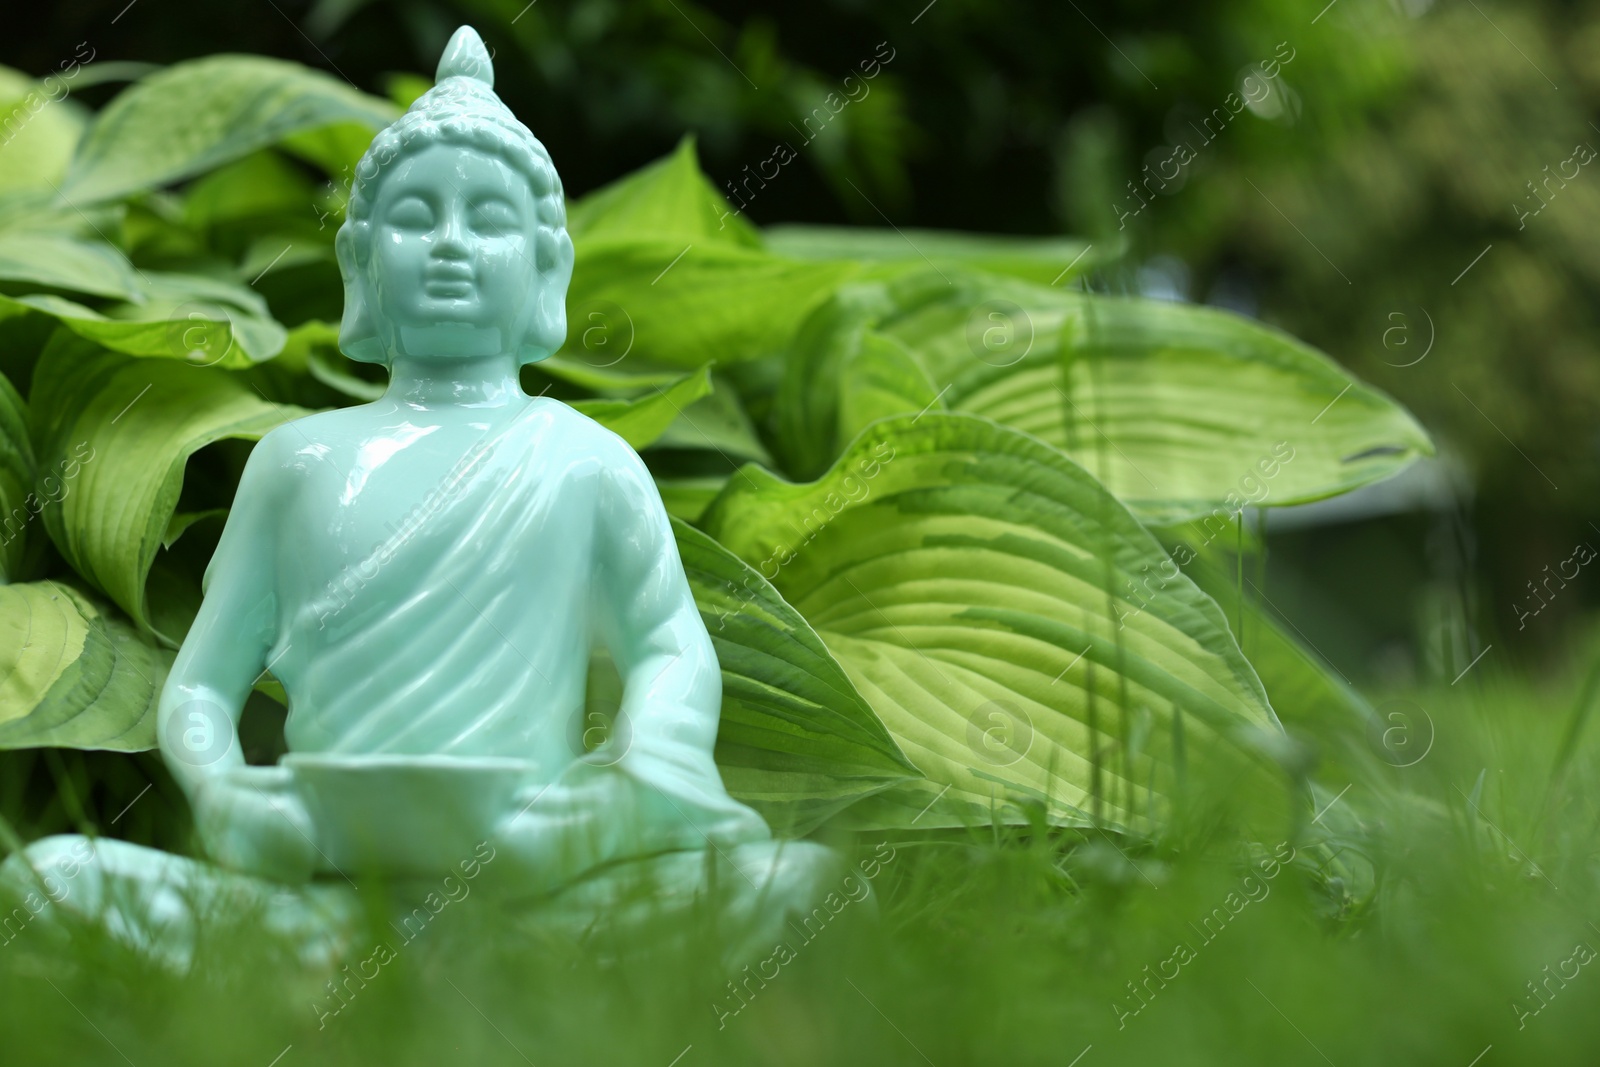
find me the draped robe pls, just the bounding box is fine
[208,395,768,876]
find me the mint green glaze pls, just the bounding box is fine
[1,25,837,966]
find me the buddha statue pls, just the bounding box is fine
[1,26,836,969]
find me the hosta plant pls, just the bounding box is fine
[0,53,1430,842]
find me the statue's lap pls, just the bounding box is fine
[0,833,846,973]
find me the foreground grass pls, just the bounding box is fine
[3,652,1600,1066]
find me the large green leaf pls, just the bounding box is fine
[566,237,856,370]
[538,352,690,394]
[655,476,728,524]
[0,64,87,194]
[0,271,288,368]
[0,580,166,751]
[771,281,903,478]
[61,55,396,203]
[896,282,1435,522]
[558,141,858,373]
[0,233,141,301]
[182,149,319,230]
[780,273,1433,523]
[0,369,33,582]
[567,136,761,248]
[29,334,308,639]
[267,319,384,402]
[162,507,230,550]
[765,224,1111,287]
[701,413,1286,831]
[651,379,775,465]
[674,519,919,834]
[278,121,381,181]
[569,365,713,449]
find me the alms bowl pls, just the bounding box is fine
[282,753,534,877]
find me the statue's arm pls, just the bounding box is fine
[493,432,763,885]
[156,433,283,801]
[592,444,721,760]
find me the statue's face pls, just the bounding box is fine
[363,142,541,358]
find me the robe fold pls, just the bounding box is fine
[267,398,595,770]
[211,396,767,868]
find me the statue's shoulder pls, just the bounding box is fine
[539,398,645,470]
[249,406,370,479]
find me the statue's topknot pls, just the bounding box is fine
[436,25,494,87]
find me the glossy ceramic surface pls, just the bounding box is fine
[0,28,832,965]
[151,23,768,884]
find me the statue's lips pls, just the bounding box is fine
[423,277,475,299]
[423,262,476,299]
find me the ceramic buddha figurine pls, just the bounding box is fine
[1,26,834,967]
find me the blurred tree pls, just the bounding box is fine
[3,0,1382,229]
[1140,1,1600,652]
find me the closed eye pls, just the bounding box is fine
[470,199,520,233]
[386,195,434,230]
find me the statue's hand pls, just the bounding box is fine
[192,769,318,884]
[490,741,765,894]
[491,757,633,893]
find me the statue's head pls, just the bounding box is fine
[335,26,574,367]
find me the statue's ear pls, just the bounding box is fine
[518,228,575,365]
[335,221,389,366]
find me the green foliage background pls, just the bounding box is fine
[0,9,1440,843]
[2,3,1598,1064]
[15,0,1586,664]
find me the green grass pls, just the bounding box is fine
[4,648,1600,1066]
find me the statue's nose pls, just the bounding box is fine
[435,207,471,259]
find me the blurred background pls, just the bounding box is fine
[6,0,1595,688]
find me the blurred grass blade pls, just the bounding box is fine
[1551,660,1600,779]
